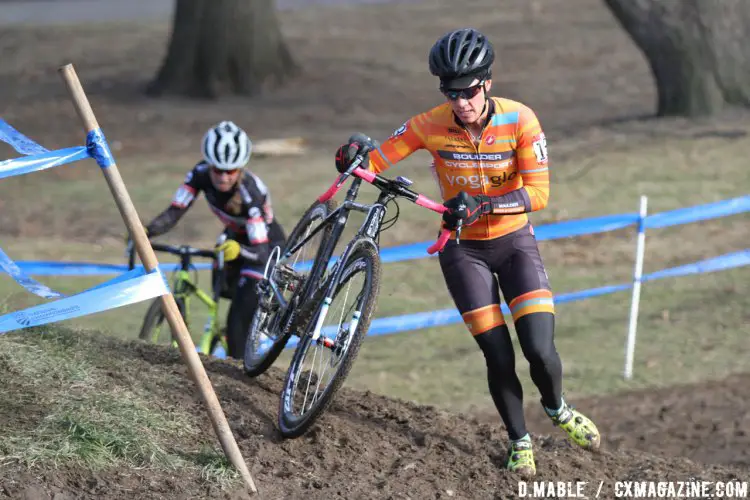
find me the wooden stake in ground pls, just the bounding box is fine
[57,63,258,495]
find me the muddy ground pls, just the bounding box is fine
[2,333,750,500]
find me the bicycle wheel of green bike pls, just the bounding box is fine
[244,198,338,377]
[139,297,186,344]
[278,241,381,438]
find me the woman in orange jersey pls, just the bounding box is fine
[334,28,600,477]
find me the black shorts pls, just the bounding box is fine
[438,223,554,336]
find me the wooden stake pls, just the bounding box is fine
[58,63,258,495]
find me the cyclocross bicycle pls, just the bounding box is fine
[128,241,228,357]
[243,153,454,438]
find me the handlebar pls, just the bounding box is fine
[127,241,219,271]
[318,162,456,255]
[149,243,218,259]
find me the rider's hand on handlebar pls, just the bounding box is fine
[334,133,380,173]
[215,239,241,261]
[442,191,492,230]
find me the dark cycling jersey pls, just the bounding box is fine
[146,161,278,265]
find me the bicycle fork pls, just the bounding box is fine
[309,253,362,351]
[311,301,361,350]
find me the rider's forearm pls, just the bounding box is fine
[487,188,533,215]
[238,243,270,265]
[488,185,548,215]
[145,206,186,237]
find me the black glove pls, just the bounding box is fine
[442,191,492,230]
[334,133,379,173]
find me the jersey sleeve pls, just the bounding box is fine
[146,167,203,237]
[488,105,550,214]
[241,205,271,265]
[170,166,203,210]
[253,175,275,224]
[367,117,426,174]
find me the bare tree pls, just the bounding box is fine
[147,0,298,98]
[603,0,750,116]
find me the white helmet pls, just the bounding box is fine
[201,121,252,170]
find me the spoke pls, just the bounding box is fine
[287,255,370,421]
[300,337,321,415]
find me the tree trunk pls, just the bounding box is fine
[603,0,750,116]
[147,0,298,99]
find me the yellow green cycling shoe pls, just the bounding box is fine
[545,400,600,451]
[506,437,536,477]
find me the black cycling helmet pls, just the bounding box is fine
[429,28,495,89]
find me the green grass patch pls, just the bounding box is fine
[0,328,241,489]
[187,447,241,489]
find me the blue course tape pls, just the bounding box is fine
[11,261,213,277]
[534,213,640,241]
[644,195,750,229]
[378,213,641,264]
[5,196,748,278]
[0,267,169,334]
[0,146,90,180]
[85,128,115,168]
[223,249,748,359]
[643,249,750,282]
[0,118,49,155]
[0,247,65,299]
[0,117,93,180]
[359,250,748,339]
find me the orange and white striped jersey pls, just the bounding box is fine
[367,97,550,241]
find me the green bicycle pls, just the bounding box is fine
[128,241,228,357]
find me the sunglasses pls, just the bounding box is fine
[441,82,484,101]
[211,166,240,176]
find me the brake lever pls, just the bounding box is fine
[336,154,365,187]
[455,202,466,245]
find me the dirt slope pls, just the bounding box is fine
[2,333,749,500]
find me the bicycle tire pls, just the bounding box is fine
[278,241,381,438]
[138,297,186,344]
[243,198,338,377]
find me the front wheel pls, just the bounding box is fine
[278,242,381,438]
[243,198,338,377]
[138,296,186,345]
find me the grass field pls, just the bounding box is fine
[0,328,240,490]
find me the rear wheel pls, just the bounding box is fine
[278,242,381,438]
[243,198,338,377]
[139,297,186,345]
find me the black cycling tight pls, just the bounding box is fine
[438,223,564,440]
[474,313,562,440]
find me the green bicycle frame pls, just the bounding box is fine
[169,269,225,354]
[135,242,227,356]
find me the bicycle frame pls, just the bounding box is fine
[266,163,452,346]
[263,179,380,339]
[306,177,390,342]
[133,242,224,352]
[171,271,221,353]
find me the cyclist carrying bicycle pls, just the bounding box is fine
[140,120,286,360]
[333,28,599,477]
